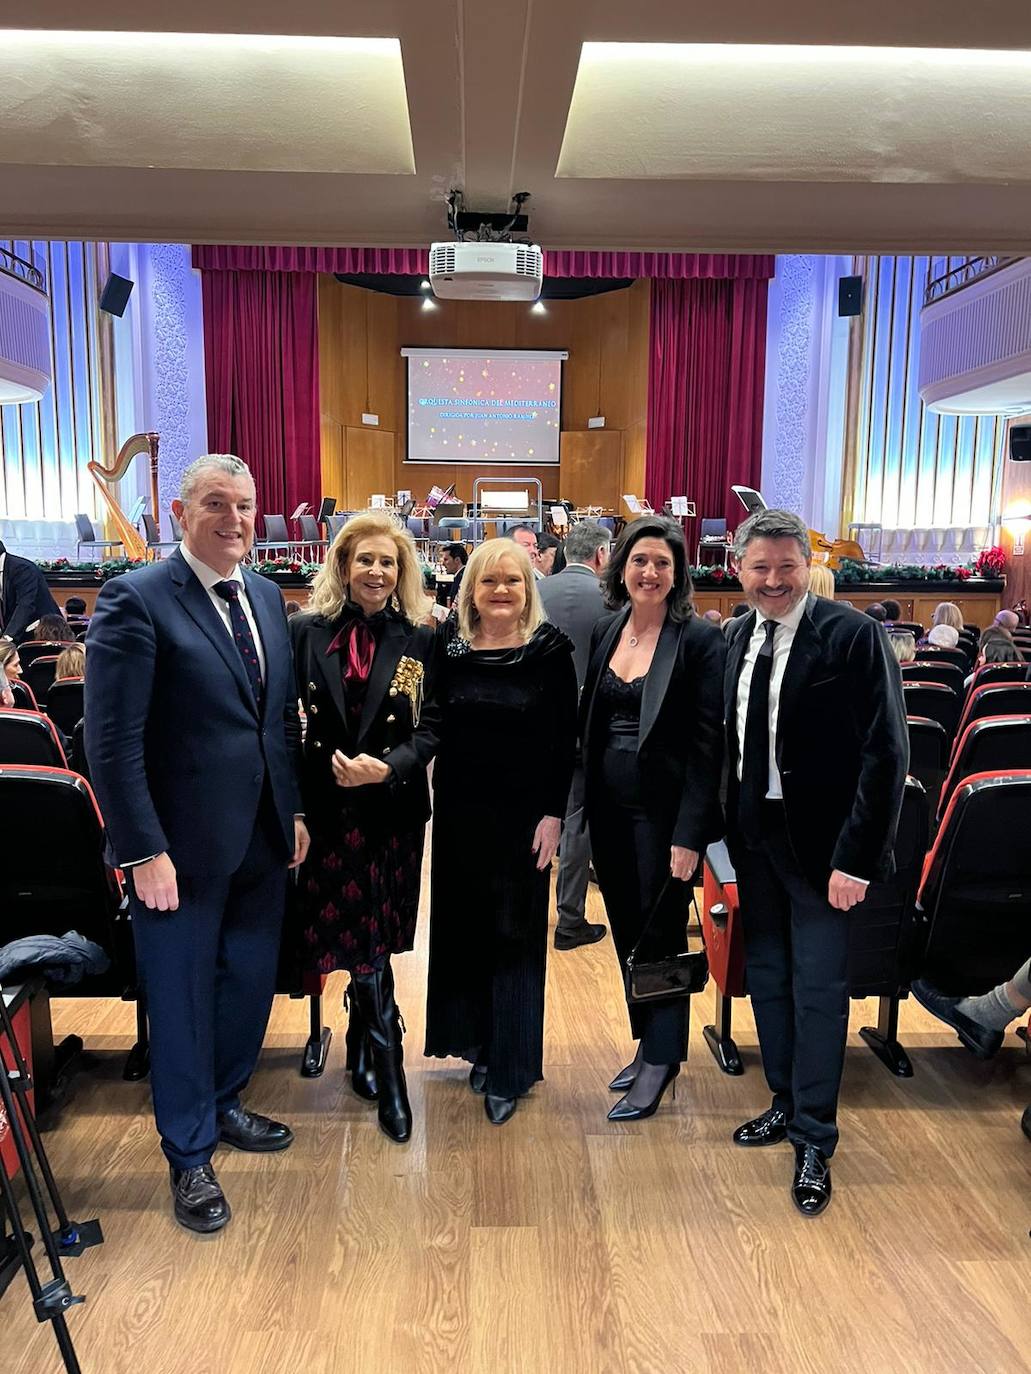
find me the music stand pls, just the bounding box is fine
[290,503,310,521]
[731,485,767,515]
[316,497,336,524]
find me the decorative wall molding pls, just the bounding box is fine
[763,255,816,517]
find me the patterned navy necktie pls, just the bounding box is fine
[213,579,264,708]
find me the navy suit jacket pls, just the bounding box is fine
[85,550,302,875]
[0,550,60,642]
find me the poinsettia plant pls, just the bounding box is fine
[973,545,1007,578]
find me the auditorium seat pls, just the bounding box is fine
[900,661,966,693]
[9,680,37,711]
[0,765,147,1092]
[954,682,1031,744]
[46,677,85,737]
[906,716,950,801]
[916,770,1031,997]
[700,778,930,1078]
[902,682,962,739]
[892,622,924,637]
[914,646,970,672]
[0,709,67,766]
[16,640,71,669]
[967,663,1031,694]
[23,655,60,701]
[937,716,1031,824]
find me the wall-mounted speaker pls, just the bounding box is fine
[99,273,134,317]
[1010,425,1031,462]
[837,275,863,317]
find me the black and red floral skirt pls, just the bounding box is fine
[293,812,425,975]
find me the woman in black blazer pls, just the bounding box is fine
[290,511,439,1143]
[580,516,725,1120]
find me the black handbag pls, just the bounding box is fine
[625,876,709,1004]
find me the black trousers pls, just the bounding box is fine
[735,802,850,1156]
[588,740,688,1065]
[130,794,288,1170]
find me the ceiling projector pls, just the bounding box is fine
[429,241,543,302]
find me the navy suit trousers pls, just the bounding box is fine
[131,796,287,1170]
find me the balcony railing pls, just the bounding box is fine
[0,246,46,294]
[924,255,1020,306]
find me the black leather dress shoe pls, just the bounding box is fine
[469,1063,488,1094]
[170,1164,230,1233]
[485,1093,517,1125]
[910,981,1004,1060]
[732,1106,788,1147]
[554,922,607,951]
[217,1107,294,1153]
[791,1144,832,1217]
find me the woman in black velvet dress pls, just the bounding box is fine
[425,538,576,1125]
[290,511,439,1143]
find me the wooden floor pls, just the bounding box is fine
[5,874,1030,1374]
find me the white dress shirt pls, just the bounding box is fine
[735,596,868,885]
[179,544,266,683]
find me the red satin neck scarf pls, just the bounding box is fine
[328,618,376,683]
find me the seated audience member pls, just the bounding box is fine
[55,643,86,679]
[930,601,964,633]
[912,958,1031,1059]
[807,564,835,599]
[889,631,916,664]
[0,636,23,682]
[537,532,563,577]
[64,595,88,618]
[702,608,723,625]
[964,633,1026,688]
[32,613,77,644]
[993,609,1020,634]
[730,602,749,618]
[927,623,960,649]
[881,598,901,624]
[864,602,887,622]
[439,542,468,606]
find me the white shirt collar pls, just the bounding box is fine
[753,593,809,634]
[179,542,244,593]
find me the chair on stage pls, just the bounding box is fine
[297,514,328,561]
[141,513,179,558]
[700,778,930,1078]
[954,682,1031,744]
[902,682,962,740]
[74,513,122,561]
[900,662,966,693]
[916,770,1031,999]
[906,717,950,802]
[0,766,147,1098]
[695,518,733,568]
[936,716,1031,825]
[252,513,294,559]
[23,655,60,703]
[46,678,85,737]
[0,710,67,767]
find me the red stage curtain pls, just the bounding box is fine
[191,244,774,281]
[645,277,769,545]
[200,269,320,524]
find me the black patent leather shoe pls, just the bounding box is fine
[469,1063,488,1094]
[485,1093,517,1126]
[608,1061,637,1092]
[607,1065,678,1121]
[554,922,607,951]
[910,981,1005,1060]
[170,1164,230,1233]
[791,1144,832,1217]
[217,1107,294,1153]
[732,1106,788,1147]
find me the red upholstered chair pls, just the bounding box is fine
[902,681,962,740]
[0,709,67,766]
[915,646,970,671]
[8,679,37,711]
[953,682,1031,750]
[900,661,966,693]
[700,778,931,1078]
[14,640,73,669]
[917,770,1031,997]
[936,716,1031,825]
[966,663,1031,696]
[23,655,60,702]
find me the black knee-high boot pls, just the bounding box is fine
[343,982,378,1102]
[350,959,412,1143]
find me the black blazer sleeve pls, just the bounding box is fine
[831,615,909,880]
[672,620,727,851]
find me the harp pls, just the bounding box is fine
[87,431,160,561]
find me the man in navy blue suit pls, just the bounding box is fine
[85,454,309,1233]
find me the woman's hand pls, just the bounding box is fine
[670,845,699,882]
[531,815,562,870]
[333,751,391,787]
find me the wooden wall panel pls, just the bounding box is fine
[318,277,651,516]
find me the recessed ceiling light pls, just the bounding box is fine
[420,279,432,291]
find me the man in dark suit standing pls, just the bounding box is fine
[724,509,907,1216]
[538,519,612,949]
[0,539,60,642]
[85,455,309,1234]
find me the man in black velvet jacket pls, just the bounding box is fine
[724,509,907,1217]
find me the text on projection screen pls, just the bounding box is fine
[403,349,566,464]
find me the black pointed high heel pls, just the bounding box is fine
[608,1061,637,1092]
[606,1064,679,1121]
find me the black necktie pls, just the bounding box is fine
[213,580,264,708]
[738,619,777,846]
